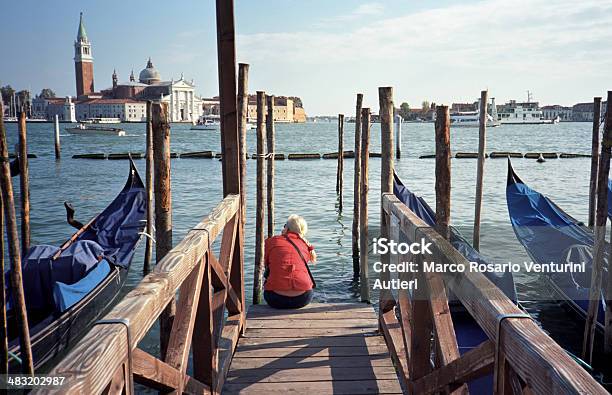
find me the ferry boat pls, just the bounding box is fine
[496,93,559,125]
[450,111,500,127]
[66,123,126,136]
[83,117,121,124]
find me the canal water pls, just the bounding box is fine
[3,120,610,386]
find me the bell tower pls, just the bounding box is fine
[74,12,94,98]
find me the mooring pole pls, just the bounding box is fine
[583,92,612,362]
[352,94,363,279]
[54,114,61,160]
[266,95,275,237]
[253,91,266,304]
[0,193,6,375]
[0,104,33,374]
[395,114,402,159]
[435,106,451,240]
[17,109,30,252]
[337,114,345,211]
[360,107,371,303]
[0,104,8,374]
[602,94,612,354]
[588,97,602,228]
[473,90,488,250]
[143,101,154,276]
[237,63,250,231]
[152,102,174,360]
[378,87,395,313]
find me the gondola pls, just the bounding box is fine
[506,159,606,331]
[394,173,517,394]
[6,159,146,371]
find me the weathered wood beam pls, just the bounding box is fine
[383,193,607,395]
[472,90,487,250]
[411,340,494,395]
[588,97,602,228]
[352,94,363,278]
[36,196,239,394]
[379,309,409,389]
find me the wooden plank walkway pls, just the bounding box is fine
[223,303,403,394]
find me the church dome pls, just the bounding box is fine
[139,58,161,85]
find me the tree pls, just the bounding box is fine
[421,101,430,111]
[1,85,15,107]
[398,102,410,120]
[39,88,56,98]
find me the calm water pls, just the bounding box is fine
[3,120,608,383]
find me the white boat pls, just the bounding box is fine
[191,119,220,131]
[497,93,558,125]
[450,111,500,127]
[66,123,126,136]
[83,117,121,124]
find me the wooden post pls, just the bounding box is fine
[237,63,249,232]
[0,105,7,375]
[378,87,394,313]
[54,114,61,160]
[588,97,602,228]
[583,92,612,362]
[143,101,154,276]
[253,91,266,305]
[266,95,275,237]
[473,90,488,250]
[336,114,345,211]
[152,102,174,360]
[0,193,6,375]
[395,114,402,159]
[352,94,363,278]
[602,95,612,354]
[359,108,371,303]
[17,109,30,252]
[435,106,451,240]
[0,104,33,374]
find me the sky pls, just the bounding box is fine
[1,0,611,115]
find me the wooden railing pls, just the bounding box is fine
[379,193,607,395]
[35,194,243,394]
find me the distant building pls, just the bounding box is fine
[245,95,306,123]
[571,102,606,122]
[541,105,572,121]
[74,12,94,99]
[71,13,203,122]
[75,98,146,122]
[32,96,76,122]
[201,98,220,116]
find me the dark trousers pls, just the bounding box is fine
[264,290,313,309]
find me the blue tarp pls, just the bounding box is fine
[393,173,517,300]
[12,162,146,315]
[53,260,111,312]
[507,164,606,325]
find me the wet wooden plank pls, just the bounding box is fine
[234,345,389,358]
[224,303,401,394]
[243,328,378,338]
[236,336,387,348]
[226,366,398,383]
[229,356,394,369]
[223,379,403,394]
[246,319,377,329]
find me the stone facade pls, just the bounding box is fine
[76,98,146,122]
[245,95,305,123]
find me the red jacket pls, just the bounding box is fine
[264,232,314,292]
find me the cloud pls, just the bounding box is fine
[321,2,384,23]
[237,0,612,112]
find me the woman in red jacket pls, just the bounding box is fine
[264,214,317,309]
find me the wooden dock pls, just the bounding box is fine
[223,303,403,394]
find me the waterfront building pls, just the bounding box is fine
[75,98,146,122]
[71,14,202,122]
[32,96,76,122]
[541,105,572,121]
[571,102,606,122]
[245,95,306,123]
